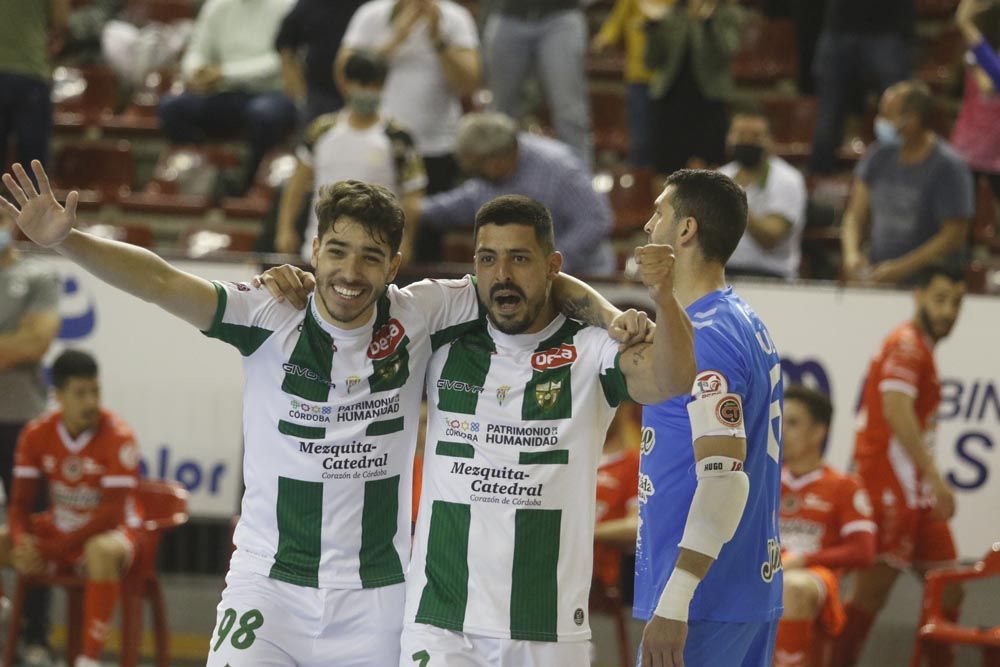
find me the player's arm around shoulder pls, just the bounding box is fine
[619,244,696,404]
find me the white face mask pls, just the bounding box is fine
[874,116,901,146]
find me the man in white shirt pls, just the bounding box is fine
[157,0,299,193]
[274,51,427,261]
[337,0,481,197]
[718,110,807,280]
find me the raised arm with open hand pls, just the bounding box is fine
[1,161,219,331]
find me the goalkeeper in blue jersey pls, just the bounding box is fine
[633,170,784,667]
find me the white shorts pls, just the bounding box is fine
[206,569,405,667]
[399,623,590,667]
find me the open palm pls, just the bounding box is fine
[0,161,78,248]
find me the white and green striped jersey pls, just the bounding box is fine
[202,277,479,589]
[405,313,631,642]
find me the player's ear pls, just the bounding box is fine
[678,216,698,247]
[547,251,563,279]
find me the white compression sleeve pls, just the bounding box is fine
[678,455,750,559]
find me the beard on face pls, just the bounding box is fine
[317,277,381,325]
[487,281,540,334]
[919,307,955,341]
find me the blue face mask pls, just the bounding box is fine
[874,117,901,145]
[0,229,11,253]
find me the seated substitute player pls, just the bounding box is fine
[833,265,967,667]
[632,170,785,667]
[775,386,876,667]
[1,161,654,667]
[0,350,143,667]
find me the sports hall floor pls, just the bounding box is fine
[8,569,997,666]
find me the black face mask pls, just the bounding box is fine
[731,143,765,169]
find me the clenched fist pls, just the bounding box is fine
[634,243,676,303]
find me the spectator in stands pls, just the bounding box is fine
[58,0,124,64]
[808,0,912,173]
[157,0,298,193]
[0,0,67,179]
[274,51,427,260]
[275,0,366,123]
[952,0,1000,205]
[338,0,480,196]
[592,0,654,168]
[776,386,876,667]
[416,112,615,275]
[841,82,975,285]
[641,0,745,176]
[0,350,143,667]
[483,0,592,167]
[762,0,828,95]
[0,208,61,667]
[719,109,807,280]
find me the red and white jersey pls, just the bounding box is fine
[594,448,640,587]
[14,410,142,533]
[855,321,940,462]
[779,465,876,558]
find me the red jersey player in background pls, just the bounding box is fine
[833,265,966,667]
[594,406,642,590]
[775,386,876,667]
[0,350,143,667]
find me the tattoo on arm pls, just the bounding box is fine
[560,295,602,326]
[631,348,646,367]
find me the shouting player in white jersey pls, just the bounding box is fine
[2,162,653,667]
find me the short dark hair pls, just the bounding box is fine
[913,263,966,288]
[899,81,935,127]
[473,195,555,253]
[314,180,405,254]
[664,169,748,264]
[784,385,833,427]
[52,349,98,389]
[343,50,388,86]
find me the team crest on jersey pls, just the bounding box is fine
[496,385,511,406]
[119,442,140,470]
[61,456,84,482]
[531,344,577,371]
[368,319,405,359]
[780,494,801,515]
[534,380,562,410]
[375,357,402,383]
[693,370,727,398]
[716,397,743,427]
[346,376,362,393]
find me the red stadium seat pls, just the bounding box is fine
[120,146,239,215]
[912,542,1000,667]
[52,141,134,209]
[2,480,189,667]
[441,229,476,264]
[760,96,818,163]
[972,176,999,251]
[915,0,960,18]
[52,66,118,130]
[180,227,259,256]
[126,0,198,23]
[918,27,966,93]
[593,167,655,238]
[221,150,297,220]
[731,17,798,86]
[591,89,629,157]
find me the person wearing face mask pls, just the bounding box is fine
[841,81,975,286]
[416,112,616,276]
[275,50,427,261]
[0,209,61,666]
[717,109,806,280]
